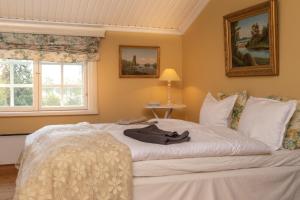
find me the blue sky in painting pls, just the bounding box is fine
[238,13,269,38]
[122,47,157,65]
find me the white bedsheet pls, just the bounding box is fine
[95,119,271,161]
[133,149,300,177]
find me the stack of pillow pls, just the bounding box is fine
[200,91,299,151]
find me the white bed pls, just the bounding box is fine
[93,119,300,200]
[20,119,300,200]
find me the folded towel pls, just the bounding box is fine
[124,125,190,145]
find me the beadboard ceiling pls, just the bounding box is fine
[0,0,210,35]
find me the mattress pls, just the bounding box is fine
[133,149,300,177]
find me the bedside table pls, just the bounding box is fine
[144,104,186,119]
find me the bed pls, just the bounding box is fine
[14,119,300,200]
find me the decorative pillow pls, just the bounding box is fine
[267,95,300,150]
[238,97,297,151]
[217,90,248,130]
[200,93,237,127]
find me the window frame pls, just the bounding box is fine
[0,60,98,116]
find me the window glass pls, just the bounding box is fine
[0,64,10,84]
[14,87,33,106]
[63,64,83,85]
[42,88,61,107]
[13,63,33,84]
[0,87,10,106]
[63,87,83,106]
[42,64,61,85]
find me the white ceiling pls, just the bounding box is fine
[0,0,210,35]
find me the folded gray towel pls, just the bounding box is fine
[124,124,190,145]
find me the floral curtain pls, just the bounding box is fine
[0,32,101,62]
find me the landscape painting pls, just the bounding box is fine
[231,13,269,67]
[119,46,160,78]
[224,0,278,77]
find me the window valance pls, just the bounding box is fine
[0,32,101,62]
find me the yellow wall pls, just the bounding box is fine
[3,0,298,132]
[0,31,183,134]
[183,0,300,122]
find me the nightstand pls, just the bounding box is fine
[144,104,186,119]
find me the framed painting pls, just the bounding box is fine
[223,0,278,77]
[119,46,160,78]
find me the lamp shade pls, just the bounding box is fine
[159,68,180,81]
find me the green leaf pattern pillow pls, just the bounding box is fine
[217,91,248,130]
[267,96,300,150]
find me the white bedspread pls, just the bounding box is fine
[94,119,271,161]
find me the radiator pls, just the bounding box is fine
[0,134,27,165]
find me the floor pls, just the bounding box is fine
[0,165,17,200]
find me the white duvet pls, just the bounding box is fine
[26,119,271,162]
[94,119,271,161]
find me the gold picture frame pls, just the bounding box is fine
[119,45,160,78]
[223,0,278,77]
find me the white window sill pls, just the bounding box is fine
[0,110,98,117]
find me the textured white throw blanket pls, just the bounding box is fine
[14,123,132,200]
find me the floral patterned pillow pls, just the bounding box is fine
[217,90,248,130]
[267,96,300,150]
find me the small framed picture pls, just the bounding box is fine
[223,0,278,77]
[119,45,160,78]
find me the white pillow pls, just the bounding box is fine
[238,97,297,151]
[200,93,237,127]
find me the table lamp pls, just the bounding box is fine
[159,68,180,105]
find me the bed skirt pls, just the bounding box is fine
[134,165,300,200]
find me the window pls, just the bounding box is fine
[0,59,97,116]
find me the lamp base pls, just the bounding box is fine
[167,81,172,105]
